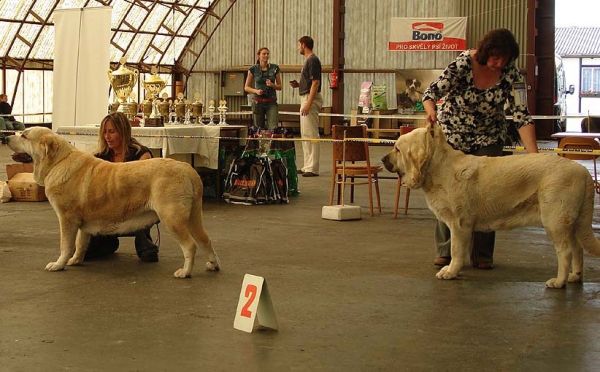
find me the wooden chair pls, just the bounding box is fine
[558,136,600,196]
[329,125,382,216]
[393,126,415,217]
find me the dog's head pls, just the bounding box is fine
[381,122,442,189]
[405,78,422,91]
[7,127,71,186]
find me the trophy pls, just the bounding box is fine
[158,92,170,120]
[108,57,138,114]
[218,99,228,126]
[192,93,203,124]
[127,92,138,119]
[207,100,216,125]
[175,92,186,123]
[109,101,120,114]
[143,67,166,118]
[168,99,176,125]
[183,99,193,125]
[142,98,153,118]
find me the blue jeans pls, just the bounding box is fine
[0,117,25,135]
[252,101,279,130]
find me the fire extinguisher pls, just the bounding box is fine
[330,68,339,89]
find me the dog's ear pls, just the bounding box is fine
[402,131,432,189]
[32,134,60,186]
[426,121,435,137]
[405,78,412,86]
[415,80,421,88]
[39,134,59,159]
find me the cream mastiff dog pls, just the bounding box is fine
[7,127,220,278]
[382,123,600,288]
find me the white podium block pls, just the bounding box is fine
[321,205,362,221]
[234,274,278,333]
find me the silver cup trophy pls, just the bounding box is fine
[218,99,228,126]
[207,100,216,125]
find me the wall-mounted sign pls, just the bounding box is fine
[389,17,467,52]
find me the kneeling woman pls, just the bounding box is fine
[85,112,159,262]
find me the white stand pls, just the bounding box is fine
[233,274,278,333]
[322,129,362,220]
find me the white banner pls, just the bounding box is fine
[389,17,467,52]
[53,7,111,129]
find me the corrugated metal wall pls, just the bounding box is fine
[457,0,528,70]
[182,0,528,114]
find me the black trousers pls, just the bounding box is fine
[434,144,504,264]
[85,227,158,260]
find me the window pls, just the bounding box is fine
[2,70,52,124]
[581,67,600,97]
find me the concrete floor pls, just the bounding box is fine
[1,138,600,372]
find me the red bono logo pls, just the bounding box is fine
[412,22,444,41]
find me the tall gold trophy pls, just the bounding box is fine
[107,57,138,114]
[143,67,166,118]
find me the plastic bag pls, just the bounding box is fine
[358,81,373,113]
[371,84,388,110]
[223,154,290,205]
[0,181,12,203]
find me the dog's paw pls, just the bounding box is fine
[206,260,220,271]
[45,262,65,272]
[67,257,83,266]
[545,278,567,289]
[435,266,457,280]
[173,269,192,279]
[568,272,583,283]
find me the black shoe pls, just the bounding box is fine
[302,172,319,177]
[135,228,159,262]
[139,251,159,262]
[85,236,120,260]
[297,170,304,174]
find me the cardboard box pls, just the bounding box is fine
[6,163,47,202]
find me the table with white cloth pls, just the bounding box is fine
[56,125,247,170]
[56,125,248,197]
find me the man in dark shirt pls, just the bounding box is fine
[0,94,25,143]
[289,36,323,177]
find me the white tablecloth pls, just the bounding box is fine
[56,125,247,170]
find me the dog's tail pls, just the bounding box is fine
[188,176,220,270]
[189,178,206,236]
[578,229,600,257]
[576,179,600,257]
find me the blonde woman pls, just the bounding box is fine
[85,112,158,262]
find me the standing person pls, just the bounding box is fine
[244,47,282,130]
[84,112,159,262]
[0,94,26,144]
[290,36,323,177]
[422,28,538,270]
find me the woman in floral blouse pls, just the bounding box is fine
[422,28,538,270]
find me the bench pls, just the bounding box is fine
[24,123,52,129]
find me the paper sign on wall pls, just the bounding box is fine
[389,17,467,52]
[233,274,278,333]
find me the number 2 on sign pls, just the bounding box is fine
[240,284,258,318]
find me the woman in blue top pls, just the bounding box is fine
[422,28,538,270]
[244,47,282,129]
